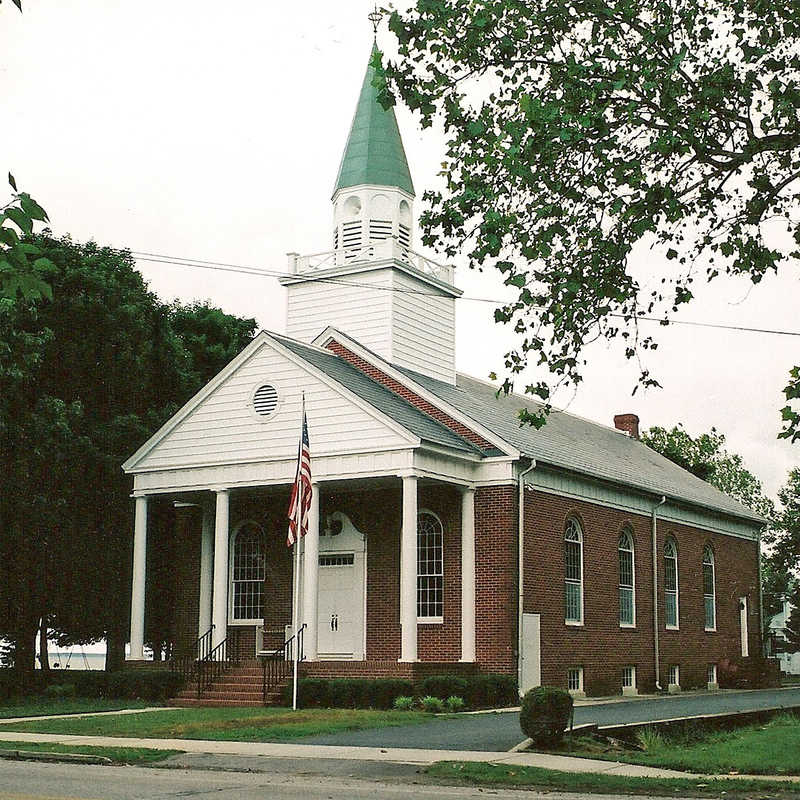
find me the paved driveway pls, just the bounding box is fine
[297,686,800,753]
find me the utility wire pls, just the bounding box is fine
[128,249,800,339]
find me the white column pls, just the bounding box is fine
[211,489,230,651]
[302,482,320,661]
[400,474,418,662]
[198,502,214,639]
[129,495,148,660]
[460,486,476,662]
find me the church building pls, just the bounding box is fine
[123,45,765,703]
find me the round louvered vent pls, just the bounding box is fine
[253,384,278,417]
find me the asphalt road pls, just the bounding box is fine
[0,759,644,800]
[298,686,800,752]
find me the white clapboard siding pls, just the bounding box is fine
[285,268,393,357]
[390,270,456,383]
[133,338,413,472]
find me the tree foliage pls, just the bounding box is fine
[1,174,53,302]
[378,0,800,435]
[0,233,256,683]
[767,467,800,574]
[642,424,776,520]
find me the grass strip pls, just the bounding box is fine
[427,761,798,798]
[0,739,179,765]
[2,707,438,742]
[0,698,157,719]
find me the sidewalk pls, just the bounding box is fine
[0,730,797,784]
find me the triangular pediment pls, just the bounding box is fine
[123,332,418,474]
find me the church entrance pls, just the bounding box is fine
[315,512,366,660]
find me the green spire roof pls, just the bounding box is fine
[333,46,414,197]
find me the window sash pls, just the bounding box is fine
[665,591,678,627]
[704,595,716,630]
[619,587,635,625]
[565,580,582,623]
[417,513,443,618]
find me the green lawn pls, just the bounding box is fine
[428,761,799,798]
[0,707,438,742]
[0,739,179,765]
[0,698,158,719]
[555,714,800,776]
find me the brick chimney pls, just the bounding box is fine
[614,413,640,439]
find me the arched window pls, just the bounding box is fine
[417,511,443,620]
[703,545,716,631]
[664,538,679,629]
[618,528,635,626]
[565,518,584,624]
[230,521,265,622]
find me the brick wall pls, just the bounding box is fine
[523,489,761,695]
[474,485,518,674]
[172,506,201,656]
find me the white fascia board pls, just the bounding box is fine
[331,183,416,204]
[122,331,274,473]
[123,330,420,474]
[311,326,520,459]
[278,259,462,298]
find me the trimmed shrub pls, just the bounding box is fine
[419,675,468,701]
[462,674,518,709]
[519,686,573,746]
[420,695,445,713]
[43,683,77,699]
[370,679,414,710]
[393,695,414,711]
[288,677,415,709]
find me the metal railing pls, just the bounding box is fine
[196,631,240,699]
[286,238,454,285]
[261,624,306,705]
[170,626,214,684]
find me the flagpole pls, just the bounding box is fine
[291,393,304,711]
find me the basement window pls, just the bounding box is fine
[567,667,584,693]
[622,665,637,690]
[669,664,680,686]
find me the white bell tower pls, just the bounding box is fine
[280,45,460,385]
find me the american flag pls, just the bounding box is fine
[287,407,312,547]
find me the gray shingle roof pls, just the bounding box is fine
[271,333,483,456]
[392,365,764,525]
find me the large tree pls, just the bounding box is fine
[378,0,800,436]
[0,233,256,684]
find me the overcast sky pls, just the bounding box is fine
[2,1,798,499]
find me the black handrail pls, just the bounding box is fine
[196,629,240,699]
[262,624,306,705]
[171,626,214,683]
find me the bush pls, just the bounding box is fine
[444,695,465,713]
[519,686,573,746]
[288,677,415,709]
[393,695,415,711]
[43,683,77,699]
[419,675,468,701]
[420,695,445,713]
[463,673,518,709]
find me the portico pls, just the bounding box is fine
[127,471,481,667]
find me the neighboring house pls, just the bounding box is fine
[769,597,800,675]
[123,44,765,701]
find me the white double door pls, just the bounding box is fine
[314,512,366,660]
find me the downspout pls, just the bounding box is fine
[757,527,765,657]
[651,495,667,691]
[517,458,536,692]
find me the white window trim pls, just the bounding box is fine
[668,664,680,687]
[621,664,637,688]
[417,509,444,622]
[567,666,584,694]
[707,662,718,687]
[703,546,717,632]
[618,528,636,628]
[565,518,584,626]
[664,537,680,630]
[228,519,266,626]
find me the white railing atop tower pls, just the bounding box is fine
[286,237,454,285]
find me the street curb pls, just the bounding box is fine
[0,749,114,766]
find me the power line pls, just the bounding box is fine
[128,248,800,339]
